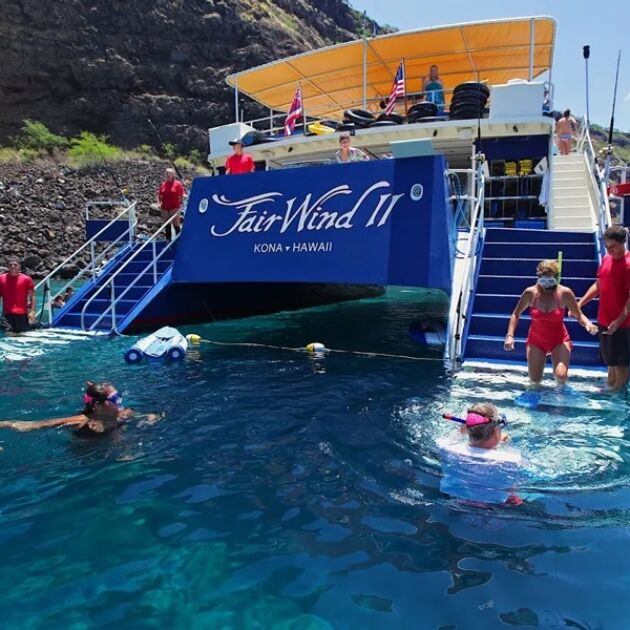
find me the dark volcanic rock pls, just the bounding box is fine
[0,159,197,278]
[0,0,381,153]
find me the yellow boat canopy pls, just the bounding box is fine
[226,16,555,120]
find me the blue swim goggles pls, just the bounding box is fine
[83,390,123,410]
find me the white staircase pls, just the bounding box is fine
[550,153,596,231]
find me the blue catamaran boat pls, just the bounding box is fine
[35,17,626,370]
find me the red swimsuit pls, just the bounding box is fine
[526,290,572,355]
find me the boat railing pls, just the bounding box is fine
[80,214,179,333]
[445,159,485,366]
[578,120,612,259]
[35,200,137,326]
[242,87,467,136]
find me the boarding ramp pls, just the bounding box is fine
[447,121,613,369]
[37,200,178,333]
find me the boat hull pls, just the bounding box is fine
[125,281,384,332]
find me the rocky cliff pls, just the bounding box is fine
[0,0,381,152]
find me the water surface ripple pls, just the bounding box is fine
[0,289,629,628]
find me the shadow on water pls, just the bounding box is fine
[0,288,629,627]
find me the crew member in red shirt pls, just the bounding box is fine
[225,139,255,175]
[157,168,185,241]
[0,258,36,334]
[578,225,630,391]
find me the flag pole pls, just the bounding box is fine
[402,57,408,116]
[301,83,307,136]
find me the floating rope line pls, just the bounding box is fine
[186,336,445,362]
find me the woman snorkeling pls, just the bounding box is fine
[0,382,159,437]
[504,260,598,384]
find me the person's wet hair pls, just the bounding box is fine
[536,259,559,277]
[604,225,627,244]
[467,403,500,443]
[82,382,111,416]
[563,108,571,117]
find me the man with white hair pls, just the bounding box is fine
[157,167,184,240]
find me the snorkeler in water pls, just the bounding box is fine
[438,402,523,505]
[0,382,160,437]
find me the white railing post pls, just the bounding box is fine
[110,283,116,332]
[152,240,158,283]
[46,279,52,325]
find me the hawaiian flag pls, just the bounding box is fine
[284,85,303,136]
[385,61,405,115]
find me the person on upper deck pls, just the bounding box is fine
[335,134,369,164]
[422,65,445,112]
[504,259,597,385]
[555,109,578,155]
[225,139,255,175]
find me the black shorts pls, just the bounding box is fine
[1,314,30,333]
[599,328,630,367]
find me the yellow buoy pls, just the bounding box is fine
[186,334,202,344]
[306,342,327,353]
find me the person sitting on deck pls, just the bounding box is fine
[0,382,160,437]
[438,403,522,505]
[504,259,598,384]
[422,64,445,112]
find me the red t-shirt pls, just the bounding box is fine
[159,180,184,211]
[225,153,254,175]
[597,252,630,327]
[0,273,35,315]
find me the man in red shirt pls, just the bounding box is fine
[578,225,630,391]
[157,168,185,241]
[225,139,255,175]
[0,258,36,334]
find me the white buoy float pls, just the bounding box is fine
[125,326,188,364]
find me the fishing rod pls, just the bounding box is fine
[147,118,184,181]
[90,133,129,203]
[604,50,622,186]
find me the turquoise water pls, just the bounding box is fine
[1,288,630,628]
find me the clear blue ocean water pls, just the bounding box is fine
[1,288,629,628]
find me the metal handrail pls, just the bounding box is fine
[579,120,611,258]
[35,201,137,325]
[446,160,485,365]
[80,213,179,332]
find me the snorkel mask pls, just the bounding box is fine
[537,276,558,290]
[83,388,123,410]
[443,412,507,428]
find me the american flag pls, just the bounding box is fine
[385,61,405,115]
[284,85,303,136]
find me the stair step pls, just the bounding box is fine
[484,228,593,244]
[480,258,597,277]
[484,242,595,259]
[465,335,601,366]
[473,294,599,318]
[469,313,599,343]
[476,275,594,295]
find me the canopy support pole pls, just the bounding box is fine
[362,39,368,110]
[234,77,240,123]
[528,18,535,81]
